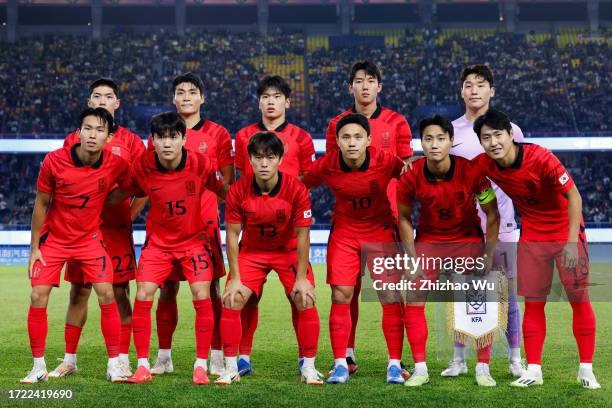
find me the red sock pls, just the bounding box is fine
[291,302,300,355]
[404,304,428,363]
[64,323,82,354]
[100,302,121,358]
[523,301,547,365]
[132,300,153,359]
[193,299,213,359]
[239,305,258,355]
[348,280,361,350]
[329,303,351,359]
[382,303,404,360]
[298,307,320,358]
[211,296,223,351]
[28,306,47,358]
[155,299,178,350]
[221,307,242,357]
[570,301,596,363]
[477,345,492,363]
[120,323,132,355]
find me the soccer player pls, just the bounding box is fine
[148,73,235,377]
[445,65,526,378]
[472,109,599,389]
[302,113,406,384]
[397,115,500,387]
[109,111,228,385]
[325,60,413,373]
[50,78,145,378]
[22,108,130,384]
[233,75,315,375]
[217,132,322,385]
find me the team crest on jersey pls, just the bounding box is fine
[454,191,466,203]
[369,179,380,194]
[111,146,121,156]
[198,142,208,154]
[466,288,486,315]
[185,180,196,196]
[524,180,538,193]
[98,178,107,193]
[276,209,286,223]
[381,132,391,149]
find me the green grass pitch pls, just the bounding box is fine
[0,265,609,407]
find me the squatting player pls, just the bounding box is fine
[397,115,500,387]
[51,78,146,378]
[302,114,407,384]
[445,64,525,378]
[148,73,235,377]
[233,76,315,376]
[326,60,413,374]
[108,112,229,385]
[217,132,322,385]
[22,108,130,383]
[473,109,599,389]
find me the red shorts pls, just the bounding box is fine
[236,249,315,298]
[65,228,136,285]
[517,232,590,300]
[327,222,400,286]
[413,241,484,282]
[166,228,225,282]
[30,232,112,287]
[137,244,213,286]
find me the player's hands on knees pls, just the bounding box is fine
[28,248,46,279]
[563,242,579,269]
[291,278,316,309]
[222,279,247,309]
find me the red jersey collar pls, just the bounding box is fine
[154,147,188,172]
[339,149,371,172]
[424,155,456,182]
[496,142,525,171]
[252,172,283,197]
[257,119,289,133]
[191,117,206,131]
[350,103,382,119]
[70,143,104,169]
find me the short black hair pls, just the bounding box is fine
[419,115,454,139]
[349,60,382,84]
[247,132,285,158]
[461,64,494,86]
[172,72,204,96]
[336,113,370,136]
[79,107,114,132]
[256,75,291,99]
[473,109,512,139]
[89,78,119,97]
[150,111,187,139]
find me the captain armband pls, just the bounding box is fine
[476,187,496,205]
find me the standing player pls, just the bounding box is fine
[445,64,525,378]
[233,75,315,375]
[302,114,406,384]
[50,78,145,378]
[149,73,235,377]
[108,112,228,385]
[397,116,500,387]
[22,108,130,383]
[473,109,599,389]
[325,61,413,373]
[217,132,322,385]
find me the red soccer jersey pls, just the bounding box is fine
[64,125,145,230]
[128,148,223,251]
[396,156,490,242]
[147,118,234,227]
[326,104,413,159]
[302,147,404,232]
[473,143,578,242]
[37,144,130,247]
[225,173,312,252]
[234,120,315,177]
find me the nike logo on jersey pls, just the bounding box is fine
[151,187,161,192]
[451,143,463,148]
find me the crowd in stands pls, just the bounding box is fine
[0,28,610,136]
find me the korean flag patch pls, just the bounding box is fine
[559,172,570,185]
[303,209,312,219]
